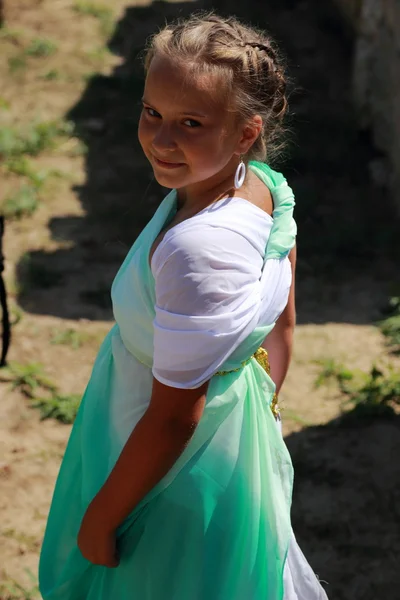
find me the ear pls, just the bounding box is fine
[235,115,263,156]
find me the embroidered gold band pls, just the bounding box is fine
[216,347,279,418]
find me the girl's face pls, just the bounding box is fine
[138,54,256,192]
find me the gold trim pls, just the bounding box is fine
[216,347,279,417]
[271,393,280,419]
[215,355,253,376]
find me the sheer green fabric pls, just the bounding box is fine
[39,162,296,600]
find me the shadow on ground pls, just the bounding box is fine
[15,0,400,322]
[285,412,400,600]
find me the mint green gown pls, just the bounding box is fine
[39,163,324,600]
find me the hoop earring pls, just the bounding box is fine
[234,159,246,190]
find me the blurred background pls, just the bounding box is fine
[0,1,399,599]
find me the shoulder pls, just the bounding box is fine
[152,200,272,277]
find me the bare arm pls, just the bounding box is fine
[262,246,296,394]
[78,378,207,566]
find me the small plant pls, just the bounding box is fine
[379,296,400,353]
[343,366,400,418]
[4,156,48,188]
[2,528,40,551]
[85,46,113,64]
[24,37,58,58]
[0,362,81,424]
[32,393,81,424]
[1,156,62,219]
[73,1,115,38]
[41,68,61,81]
[314,358,353,390]
[0,27,23,44]
[10,305,24,326]
[51,327,88,350]
[2,184,39,219]
[0,569,39,600]
[73,0,111,18]
[0,97,10,110]
[4,155,33,177]
[62,137,88,157]
[8,55,27,73]
[0,120,74,160]
[3,362,57,397]
[315,359,400,419]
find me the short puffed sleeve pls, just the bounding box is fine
[151,222,288,389]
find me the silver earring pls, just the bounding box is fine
[234,158,246,190]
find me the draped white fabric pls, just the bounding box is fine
[151,199,292,388]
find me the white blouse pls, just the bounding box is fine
[151,198,292,389]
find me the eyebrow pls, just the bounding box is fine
[141,98,207,118]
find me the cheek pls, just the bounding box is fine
[187,130,232,166]
[138,114,151,151]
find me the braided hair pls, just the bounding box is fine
[145,12,289,163]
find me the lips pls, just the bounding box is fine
[152,155,185,169]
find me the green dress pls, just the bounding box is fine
[39,162,300,600]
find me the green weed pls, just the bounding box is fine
[7,36,57,76]
[10,305,24,326]
[2,185,39,220]
[314,358,353,389]
[73,1,115,38]
[4,156,48,188]
[0,27,23,44]
[2,528,40,551]
[379,296,400,353]
[32,393,81,424]
[8,55,27,73]
[41,68,61,81]
[0,120,73,159]
[85,46,114,64]
[50,327,88,350]
[0,362,81,424]
[0,569,39,600]
[342,366,400,419]
[2,156,64,219]
[2,362,57,397]
[24,37,57,58]
[315,360,400,418]
[0,97,10,110]
[64,138,88,157]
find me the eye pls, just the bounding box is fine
[183,119,201,128]
[144,107,161,118]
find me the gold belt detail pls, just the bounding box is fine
[216,347,279,419]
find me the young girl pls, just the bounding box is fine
[39,13,328,600]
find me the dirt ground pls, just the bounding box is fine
[1,1,400,599]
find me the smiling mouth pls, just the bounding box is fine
[152,155,185,169]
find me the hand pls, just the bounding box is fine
[77,499,119,568]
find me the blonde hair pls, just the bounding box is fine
[144,12,289,163]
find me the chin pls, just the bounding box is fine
[152,169,189,189]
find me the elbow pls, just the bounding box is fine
[286,316,296,332]
[277,314,296,335]
[148,377,207,441]
[161,415,199,448]
[147,407,200,443]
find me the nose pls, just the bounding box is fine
[151,123,177,153]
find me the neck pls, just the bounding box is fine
[176,159,241,212]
